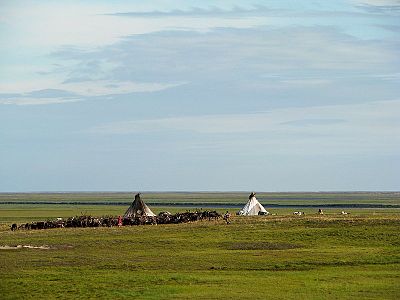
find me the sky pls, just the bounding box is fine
[0,0,399,192]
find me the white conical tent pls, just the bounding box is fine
[238,193,269,215]
[124,193,156,218]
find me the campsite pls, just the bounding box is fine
[1,192,399,299]
[2,0,399,298]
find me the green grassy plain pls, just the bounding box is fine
[0,193,399,299]
[1,191,399,205]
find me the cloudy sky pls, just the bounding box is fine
[1,0,399,192]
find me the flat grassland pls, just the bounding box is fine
[0,193,399,299]
[1,191,400,205]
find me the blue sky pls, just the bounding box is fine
[0,0,399,192]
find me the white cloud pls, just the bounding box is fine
[354,0,400,6]
[1,2,268,49]
[90,114,271,134]
[0,78,65,94]
[0,97,81,106]
[60,80,184,97]
[278,79,332,86]
[48,26,398,94]
[371,72,400,81]
[0,79,184,105]
[87,99,400,155]
[90,99,400,135]
[2,2,398,108]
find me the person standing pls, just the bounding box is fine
[118,215,123,227]
[223,211,231,224]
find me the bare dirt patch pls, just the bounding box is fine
[0,245,51,250]
[0,244,75,250]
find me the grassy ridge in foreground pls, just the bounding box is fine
[0,215,399,299]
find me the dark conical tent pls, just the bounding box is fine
[123,193,156,218]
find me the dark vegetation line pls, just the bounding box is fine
[1,201,400,208]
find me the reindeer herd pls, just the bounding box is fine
[10,210,222,231]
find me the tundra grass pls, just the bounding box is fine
[0,203,398,225]
[0,204,211,225]
[1,191,399,205]
[0,215,399,299]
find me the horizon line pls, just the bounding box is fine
[0,190,399,194]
